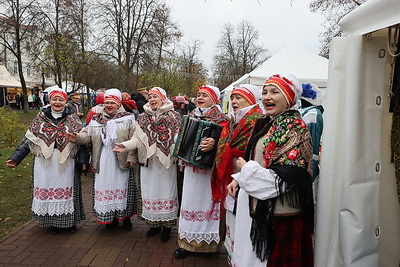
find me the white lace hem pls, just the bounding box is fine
[178,229,220,244]
[141,210,178,222]
[32,199,74,216]
[94,202,127,214]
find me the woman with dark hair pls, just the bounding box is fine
[227,74,314,266]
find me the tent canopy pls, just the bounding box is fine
[339,0,400,35]
[0,65,22,88]
[224,44,329,90]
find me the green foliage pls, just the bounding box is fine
[0,107,27,145]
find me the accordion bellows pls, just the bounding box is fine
[173,115,222,169]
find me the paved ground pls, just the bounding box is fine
[0,175,227,267]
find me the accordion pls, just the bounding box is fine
[173,115,222,169]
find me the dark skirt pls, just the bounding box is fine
[267,213,314,267]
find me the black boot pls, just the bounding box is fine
[66,225,76,233]
[106,218,119,229]
[160,227,171,243]
[174,248,190,259]
[51,226,61,235]
[146,226,161,237]
[123,218,132,231]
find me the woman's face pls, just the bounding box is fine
[49,96,66,112]
[104,101,120,115]
[231,94,251,114]
[148,93,163,111]
[196,92,213,108]
[262,85,289,117]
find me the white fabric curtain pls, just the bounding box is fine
[315,34,391,267]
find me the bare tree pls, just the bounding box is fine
[213,20,268,89]
[309,0,366,57]
[96,0,182,90]
[0,0,39,112]
[179,39,207,96]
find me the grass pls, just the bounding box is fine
[0,109,39,238]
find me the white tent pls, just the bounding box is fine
[0,65,22,88]
[220,45,328,113]
[223,44,329,90]
[315,0,400,266]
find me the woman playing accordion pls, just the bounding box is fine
[174,85,228,259]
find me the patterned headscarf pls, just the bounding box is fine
[47,86,67,101]
[231,84,260,105]
[148,87,167,102]
[264,74,302,107]
[104,88,122,106]
[198,85,220,104]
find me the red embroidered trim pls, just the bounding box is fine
[95,189,127,201]
[34,187,73,200]
[180,206,220,222]
[142,197,179,212]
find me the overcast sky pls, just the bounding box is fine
[165,0,324,70]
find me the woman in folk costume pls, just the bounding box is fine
[6,86,87,235]
[174,85,228,259]
[227,74,314,267]
[113,87,181,242]
[210,84,264,263]
[67,88,137,231]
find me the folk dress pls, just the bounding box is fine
[121,101,181,227]
[8,107,86,228]
[177,105,228,253]
[230,110,314,267]
[83,109,137,224]
[210,104,263,261]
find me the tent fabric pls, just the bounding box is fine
[315,0,400,266]
[339,0,400,35]
[0,65,22,88]
[224,44,328,89]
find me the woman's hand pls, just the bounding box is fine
[6,159,17,168]
[113,143,126,153]
[65,132,77,143]
[179,166,185,172]
[200,137,215,152]
[227,179,239,199]
[235,157,247,171]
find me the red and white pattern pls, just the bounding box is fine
[143,196,178,213]
[180,206,220,222]
[34,187,73,200]
[95,189,127,202]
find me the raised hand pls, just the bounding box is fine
[113,143,126,153]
